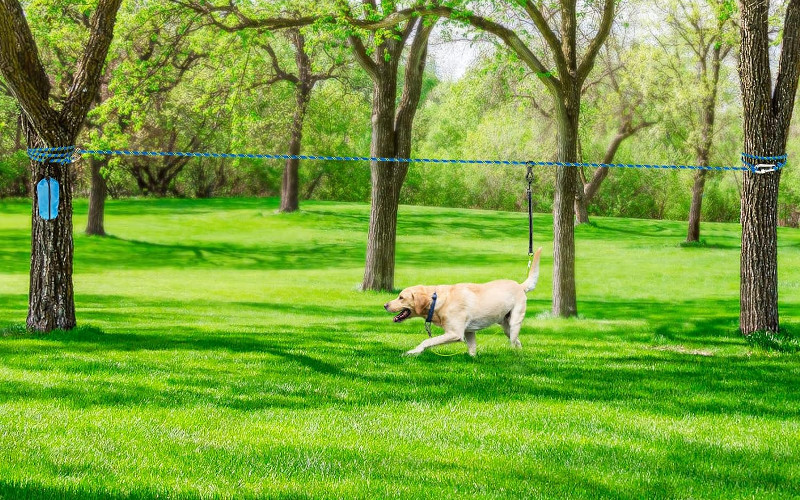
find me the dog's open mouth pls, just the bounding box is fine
[393,308,411,323]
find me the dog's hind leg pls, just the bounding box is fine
[464,331,477,357]
[506,304,526,348]
[501,313,512,340]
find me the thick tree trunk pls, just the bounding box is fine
[280,86,310,213]
[86,156,108,236]
[25,125,76,331]
[552,99,579,317]
[0,0,123,332]
[686,168,708,242]
[740,169,781,333]
[737,0,800,334]
[359,19,433,292]
[362,74,403,292]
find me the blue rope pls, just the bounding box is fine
[25,146,787,173]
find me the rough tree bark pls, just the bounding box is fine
[0,0,123,332]
[351,16,435,292]
[737,0,800,334]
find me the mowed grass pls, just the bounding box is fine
[0,197,799,499]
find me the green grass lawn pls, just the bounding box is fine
[1,197,799,499]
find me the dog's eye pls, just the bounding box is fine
[399,296,404,300]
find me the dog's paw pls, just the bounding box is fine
[402,349,423,357]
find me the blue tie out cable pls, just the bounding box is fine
[25,146,787,173]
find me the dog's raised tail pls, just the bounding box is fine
[521,247,542,293]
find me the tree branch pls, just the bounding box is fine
[256,41,300,84]
[61,0,124,135]
[171,0,314,32]
[349,34,379,81]
[0,0,60,143]
[352,5,562,94]
[395,17,436,134]
[577,0,616,85]
[523,1,565,76]
[774,0,800,129]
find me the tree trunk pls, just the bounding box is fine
[25,124,76,331]
[737,0,800,335]
[575,167,610,222]
[740,169,781,333]
[280,85,310,213]
[86,156,108,236]
[552,98,579,317]
[0,0,123,332]
[686,169,708,242]
[686,45,720,243]
[362,73,403,291]
[575,187,590,224]
[358,18,433,292]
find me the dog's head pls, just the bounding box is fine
[384,286,433,323]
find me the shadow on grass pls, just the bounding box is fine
[1,294,798,421]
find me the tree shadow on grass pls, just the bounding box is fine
[1,294,799,420]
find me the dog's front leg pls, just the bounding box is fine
[404,331,463,356]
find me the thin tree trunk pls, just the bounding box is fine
[86,156,108,236]
[575,119,654,224]
[686,169,708,242]
[685,45,720,243]
[304,169,325,199]
[280,86,310,213]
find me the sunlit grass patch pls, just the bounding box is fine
[0,197,799,499]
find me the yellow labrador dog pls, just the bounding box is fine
[385,247,542,356]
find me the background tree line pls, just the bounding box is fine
[1,0,797,227]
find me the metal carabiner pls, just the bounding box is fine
[753,163,777,174]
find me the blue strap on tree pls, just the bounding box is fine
[740,153,787,173]
[36,177,59,220]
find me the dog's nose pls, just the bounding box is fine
[384,303,390,310]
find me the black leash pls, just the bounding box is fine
[526,163,535,272]
[424,292,437,338]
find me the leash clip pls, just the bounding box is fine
[525,162,534,186]
[424,292,437,338]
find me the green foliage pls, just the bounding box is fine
[0,0,797,226]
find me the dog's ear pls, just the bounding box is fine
[412,290,431,316]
